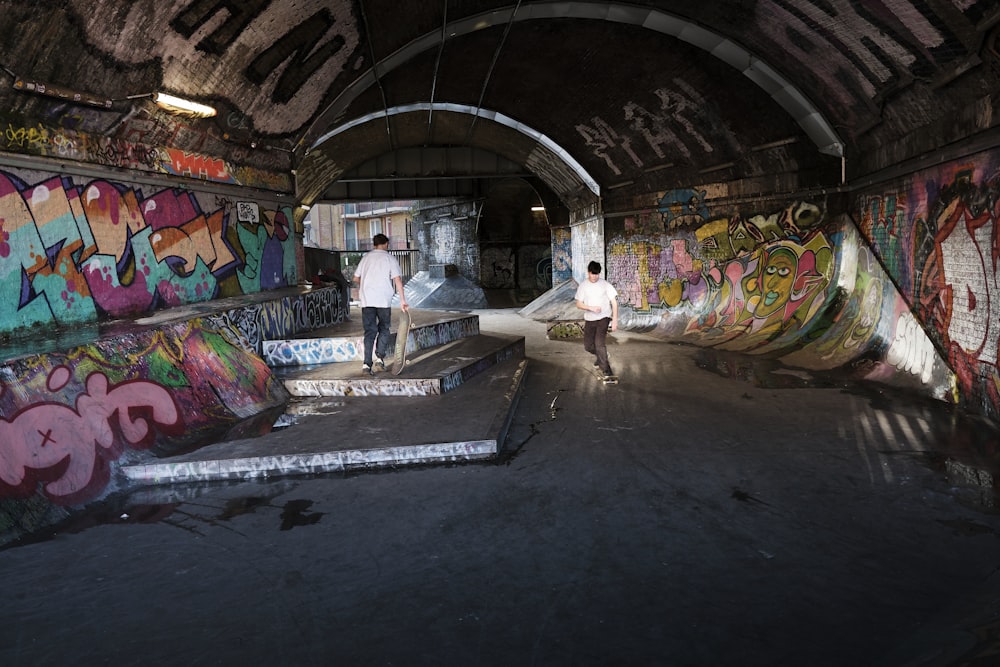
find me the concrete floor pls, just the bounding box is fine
[3,309,1000,666]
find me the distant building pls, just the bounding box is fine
[304,202,414,251]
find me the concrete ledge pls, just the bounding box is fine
[120,357,529,485]
[262,334,366,366]
[261,310,479,366]
[277,333,524,397]
[120,440,499,485]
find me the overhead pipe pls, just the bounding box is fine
[427,0,449,139]
[357,0,394,151]
[465,0,523,144]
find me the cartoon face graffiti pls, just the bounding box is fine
[755,246,797,317]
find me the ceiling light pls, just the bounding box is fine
[11,77,113,108]
[531,206,545,211]
[153,92,216,118]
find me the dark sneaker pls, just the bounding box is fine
[375,356,386,371]
[593,360,601,368]
[362,363,374,376]
[602,368,614,378]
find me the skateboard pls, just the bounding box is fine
[590,365,619,385]
[391,308,412,375]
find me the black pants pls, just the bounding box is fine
[583,317,612,373]
[362,306,391,365]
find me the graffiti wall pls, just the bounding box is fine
[571,215,604,284]
[0,318,287,508]
[0,116,292,192]
[855,149,1000,421]
[552,227,572,285]
[0,283,345,543]
[479,244,552,291]
[481,246,515,289]
[602,191,954,402]
[205,285,346,356]
[0,165,298,340]
[520,245,552,291]
[413,209,479,282]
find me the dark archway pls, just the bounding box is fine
[478,178,553,305]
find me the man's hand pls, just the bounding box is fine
[401,302,410,312]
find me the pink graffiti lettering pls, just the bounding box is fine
[0,366,181,502]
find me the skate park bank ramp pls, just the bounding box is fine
[400,265,488,310]
[523,213,957,404]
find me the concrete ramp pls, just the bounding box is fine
[523,214,956,402]
[402,265,489,310]
[518,279,581,321]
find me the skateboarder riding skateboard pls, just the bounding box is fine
[575,260,619,381]
[354,233,409,375]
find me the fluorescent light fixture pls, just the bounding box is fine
[12,77,113,108]
[299,204,311,211]
[531,206,545,211]
[153,92,216,118]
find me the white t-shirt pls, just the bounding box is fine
[356,249,402,308]
[575,278,618,321]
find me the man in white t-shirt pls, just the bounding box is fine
[574,260,619,377]
[354,233,409,375]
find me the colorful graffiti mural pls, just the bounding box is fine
[607,201,829,335]
[0,167,296,339]
[551,227,572,285]
[0,117,292,191]
[857,152,1000,419]
[0,317,288,506]
[658,187,709,229]
[601,198,953,399]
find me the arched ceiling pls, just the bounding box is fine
[0,1,996,219]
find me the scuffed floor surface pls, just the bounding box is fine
[3,309,1000,667]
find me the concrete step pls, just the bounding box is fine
[272,332,525,397]
[260,309,479,367]
[119,356,528,486]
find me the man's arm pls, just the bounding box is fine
[610,297,619,331]
[393,275,409,311]
[353,258,363,288]
[576,286,599,313]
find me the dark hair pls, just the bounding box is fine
[588,260,602,274]
[372,233,389,246]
